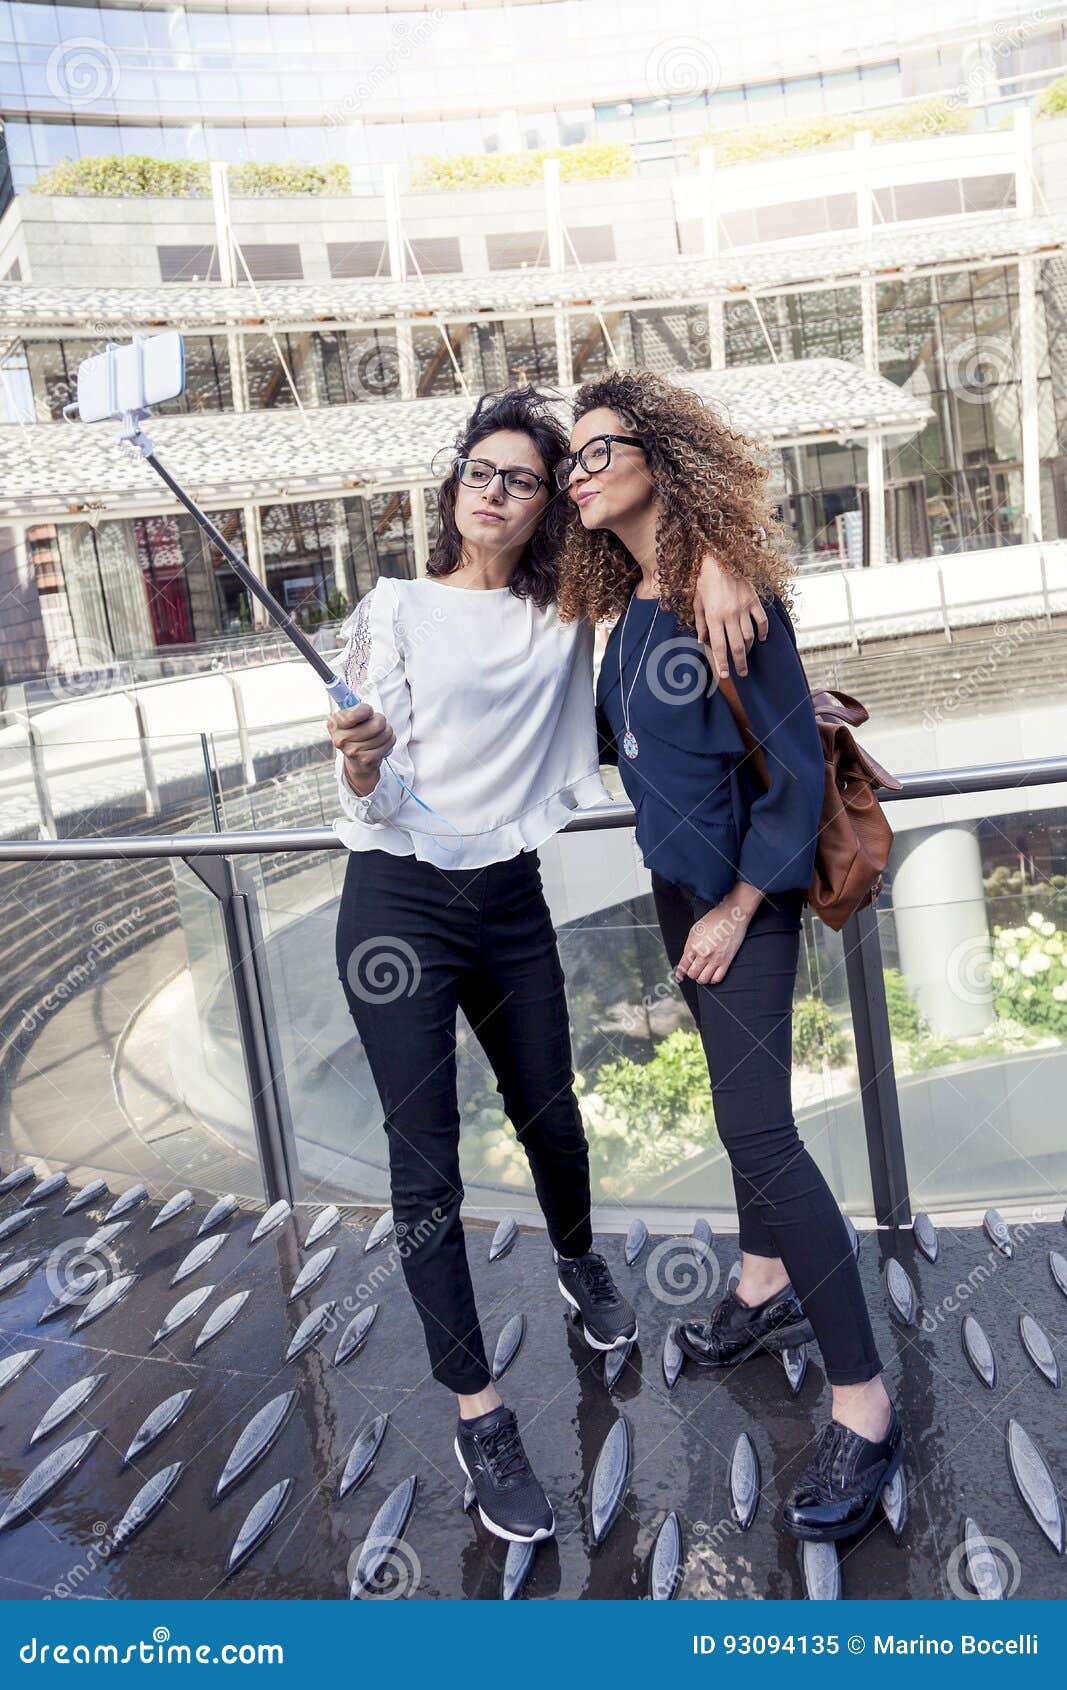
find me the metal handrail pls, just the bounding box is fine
[2,751,1066,862]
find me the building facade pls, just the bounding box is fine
[3,2,1067,688]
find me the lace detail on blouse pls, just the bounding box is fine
[343,595,374,695]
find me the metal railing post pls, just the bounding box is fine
[223,672,258,788]
[128,692,160,817]
[25,719,56,840]
[180,851,302,1207]
[842,901,911,1228]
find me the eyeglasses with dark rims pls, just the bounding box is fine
[454,457,547,500]
[553,433,646,491]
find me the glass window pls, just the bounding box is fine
[12,5,60,46]
[55,5,104,41]
[188,13,232,52]
[102,8,147,51]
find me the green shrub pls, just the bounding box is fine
[228,161,350,197]
[409,141,632,193]
[882,967,925,1040]
[1034,75,1067,120]
[688,96,970,167]
[990,911,1067,1035]
[792,995,849,1067]
[31,155,211,197]
[31,156,351,198]
[594,1029,714,1135]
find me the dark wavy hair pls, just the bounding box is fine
[556,369,794,628]
[426,386,569,609]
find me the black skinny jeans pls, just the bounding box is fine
[334,845,593,1394]
[651,872,883,1387]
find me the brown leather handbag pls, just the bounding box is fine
[715,649,903,932]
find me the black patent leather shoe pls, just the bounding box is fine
[781,1405,904,1541]
[674,1284,814,1368]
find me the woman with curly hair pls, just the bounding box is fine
[557,370,902,1545]
[327,385,746,1546]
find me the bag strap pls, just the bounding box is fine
[706,651,771,794]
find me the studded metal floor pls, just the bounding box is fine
[1,1171,1065,1601]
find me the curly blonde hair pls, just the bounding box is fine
[555,369,795,627]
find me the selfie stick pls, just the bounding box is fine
[95,397,462,849]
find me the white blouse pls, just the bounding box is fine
[331,575,613,868]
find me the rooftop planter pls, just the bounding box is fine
[30,157,352,198]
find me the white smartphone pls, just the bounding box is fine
[71,332,186,423]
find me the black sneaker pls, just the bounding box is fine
[674,1284,813,1368]
[454,1404,555,1545]
[782,1404,904,1542]
[557,1250,638,1350]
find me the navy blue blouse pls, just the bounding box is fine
[595,591,824,907]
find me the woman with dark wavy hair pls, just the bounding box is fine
[328,383,773,1545]
[557,370,902,1546]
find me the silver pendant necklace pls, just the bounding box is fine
[617,587,659,761]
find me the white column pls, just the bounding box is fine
[409,487,429,577]
[891,820,994,1038]
[1015,109,1042,544]
[210,161,236,288]
[698,146,725,368]
[854,130,885,566]
[544,158,572,386]
[242,503,270,631]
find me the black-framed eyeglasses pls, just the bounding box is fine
[554,434,646,491]
[455,457,547,500]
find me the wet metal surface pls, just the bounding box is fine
[0,1182,1066,1598]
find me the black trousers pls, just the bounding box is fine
[651,872,883,1386]
[334,845,593,1394]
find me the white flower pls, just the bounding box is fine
[1041,919,1056,936]
[1028,911,1045,928]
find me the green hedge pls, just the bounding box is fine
[688,96,971,166]
[30,156,352,198]
[1034,74,1067,119]
[408,141,632,193]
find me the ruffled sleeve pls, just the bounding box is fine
[332,579,415,826]
[731,595,825,897]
